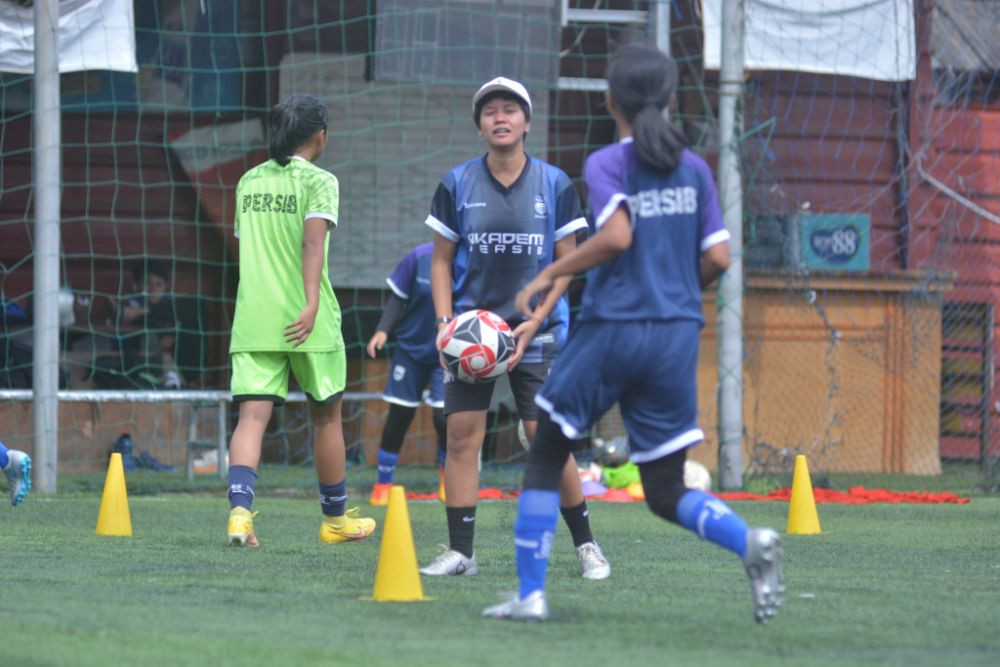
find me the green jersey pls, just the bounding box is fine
[230,156,344,353]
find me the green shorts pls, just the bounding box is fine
[231,350,346,405]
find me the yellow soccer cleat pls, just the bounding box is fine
[227,507,259,547]
[369,482,392,506]
[437,467,446,503]
[319,507,377,543]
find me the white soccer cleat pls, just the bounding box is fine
[744,528,784,623]
[482,590,549,621]
[419,546,478,576]
[576,541,611,580]
[4,450,31,507]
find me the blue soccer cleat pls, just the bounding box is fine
[4,450,31,506]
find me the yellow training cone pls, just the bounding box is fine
[372,485,427,601]
[787,454,822,534]
[96,452,133,537]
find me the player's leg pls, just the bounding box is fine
[227,351,287,547]
[428,366,447,502]
[419,375,492,576]
[371,403,417,504]
[292,350,376,543]
[482,412,573,621]
[520,416,609,580]
[628,320,783,623]
[0,441,31,506]
[372,349,427,504]
[485,324,620,620]
[515,358,610,580]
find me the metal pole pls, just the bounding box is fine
[32,0,61,494]
[716,0,745,490]
[653,0,671,56]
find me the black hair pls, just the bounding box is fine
[607,43,686,173]
[473,91,531,128]
[131,259,170,284]
[268,94,328,167]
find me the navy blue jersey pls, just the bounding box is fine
[580,140,729,323]
[425,154,587,361]
[386,242,438,366]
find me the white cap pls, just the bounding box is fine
[472,76,532,116]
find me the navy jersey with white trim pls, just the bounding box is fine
[386,242,438,366]
[580,141,729,323]
[425,155,587,359]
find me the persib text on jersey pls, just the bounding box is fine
[628,186,697,219]
[241,193,298,214]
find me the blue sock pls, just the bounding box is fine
[319,479,347,517]
[676,490,748,558]
[437,447,446,469]
[376,450,399,484]
[0,442,8,470]
[227,465,257,511]
[514,489,560,599]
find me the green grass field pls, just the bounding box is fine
[3,462,999,667]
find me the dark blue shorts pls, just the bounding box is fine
[383,347,444,408]
[535,319,704,463]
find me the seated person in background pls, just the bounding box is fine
[113,260,181,388]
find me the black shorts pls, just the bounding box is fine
[443,362,548,420]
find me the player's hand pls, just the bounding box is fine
[367,331,388,358]
[285,304,318,347]
[515,275,554,318]
[435,323,452,372]
[507,318,540,371]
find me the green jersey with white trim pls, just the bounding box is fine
[230,156,344,352]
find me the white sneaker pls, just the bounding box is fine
[4,449,31,506]
[576,541,611,580]
[419,546,478,576]
[744,528,784,623]
[482,590,549,621]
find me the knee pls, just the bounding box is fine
[446,425,481,461]
[643,477,688,524]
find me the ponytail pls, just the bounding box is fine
[631,104,687,173]
[267,94,328,166]
[607,44,685,174]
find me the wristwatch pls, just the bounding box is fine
[435,316,452,325]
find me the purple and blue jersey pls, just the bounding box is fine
[425,155,587,362]
[579,140,729,324]
[386,242,438,367]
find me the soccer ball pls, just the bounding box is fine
[437,309,515,383]
[684,460,712,492]
[592,435,630,467]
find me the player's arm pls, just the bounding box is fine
[508,234,577,369]
[514,205,631,317]
[285,217,328,347]
[430,235,457,365]
[700,241,730,288]
[367,292,406,358]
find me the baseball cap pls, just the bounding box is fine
[472,77,532,116]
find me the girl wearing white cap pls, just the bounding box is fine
[420,77,610,580]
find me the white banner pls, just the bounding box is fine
[703,0,915,82]
[0,0,137,73]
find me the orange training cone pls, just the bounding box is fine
[787,454,822,534]
[96,452,133,537]
[372,485,426,601]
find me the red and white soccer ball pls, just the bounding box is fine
[437,309,515,383]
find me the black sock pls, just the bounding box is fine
[446,506,476,557]
[560,500,594,547]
